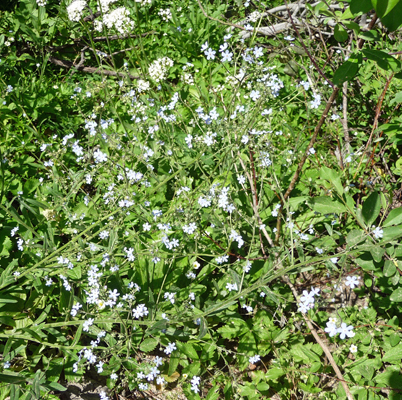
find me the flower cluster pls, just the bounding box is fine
[67,0,87,22]
[297,287,320,313]
[324,317,355,339]
[148,57,174,83]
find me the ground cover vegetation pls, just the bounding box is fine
[1,0,402,399]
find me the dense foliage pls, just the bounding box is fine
[2,0,402,399]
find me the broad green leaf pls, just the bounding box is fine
[177,342,199,360]
[139,338,158,352]
[347,230,366,247]
[320,166,343,195]
[311,196,347,214]
[375,365,402,389]
[362,192,381,226]
[350,0,373,13]
[266,367,285,381]
[363,49,401,72]
[371,0,400,17]
[390,91,402,105]
[334,24,348,42]
[382,343,402,362]
[383,207,402,227]
[390,288,402,302]
[384,260,397,277]
[333,54,361,86]
[380,1,402,31]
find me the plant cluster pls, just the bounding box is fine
[1,0,402,399]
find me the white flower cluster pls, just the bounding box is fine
[190,376,201,394]
[324,317,355,339]
[132,304,148,319]
[148,57,174,83]
[310,93,321,109]
[158,9,172,21]
[137,79,150,93]
[247,11,263,22]
[67,0,87,22]
[164,342,176,355]
[229,230,244,248]
[249,354,261,364]
[297,287,320,313]
[164,292,176,304]
[97,0,117,13]
[226,282,238,292]
[103,7,134,35]
[36,0,47,6]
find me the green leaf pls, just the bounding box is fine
[379,1,402,31]
[333,55,361,86]
[382,343,402,362]
[347,230,366,247]
[384,260,397,277]
[375,365,402,389]
[371,0,400,17]
[383,207,402,227]
[311,196,347,214]
[139,337,158,353]
[390,288,402,302]
[177,342,199,360]
[363,49,401,72]
[350,0,373,13]
[362,192,381,226]
[320,166,343,195]
[334,24,348,42]
[266,367,285,381]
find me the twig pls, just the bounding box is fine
[342,81,351,153]
[285,0,335,87]
[275,87,340,244]
[353,72,394,180]
[48,56,139,79]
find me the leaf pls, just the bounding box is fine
[311,196,347,214]
[350,0,373,14]
[379,1,402,31]
[362,192,381,226]
[347,230,366,247]
[320,166,343,195]
[140,338,158,353]
[363,49,401,72]
[266,367,285,381]
[382,343,402,362]
[176,342,199,360]
[383,207,402,227]
[390,91,402,105]
[390,288,402,302]
[371,0,400,17]
[333,55,361,86]
[334,24,348,42]
[384,260,397,277]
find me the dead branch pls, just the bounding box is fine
[48,56,139,79]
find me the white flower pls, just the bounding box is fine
[250,90,260,101]
[330,257,338,264]
[337,323,355,339]
[204,48,216,60]
[67,0,87,22]
[349,344,358,353]
[83,318,94,332]
[345,275,360,289]
[103,7,134,35]
[164,342,177,355]
[324,321,338,337]
[372,226,383,239]
[249,355,260,364]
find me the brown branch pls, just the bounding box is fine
[285,0,335,88]
[274,87,340,244]
[48,56,139,79]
